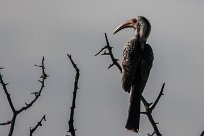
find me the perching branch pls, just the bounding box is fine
[0,57,47,136]
[29,115,46,136]
[67,54,80,136]
[96,33,164,136]
[141,83,165,136]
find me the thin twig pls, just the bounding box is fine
[67,54,80,136]
[96,33,164,136]
[29,115,46,136]
[0,74,16,113]
[0,120,12,126]
[0,57,47,136]
[150,83,165,112]
[148,132,156,136]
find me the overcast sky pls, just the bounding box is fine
[0,0,204,136]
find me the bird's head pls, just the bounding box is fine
[113,16,151,42]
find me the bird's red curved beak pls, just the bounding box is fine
[113,18,137,34]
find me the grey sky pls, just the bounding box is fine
[0,0,204,136]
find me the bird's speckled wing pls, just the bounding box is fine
[139,43,154,91]
[121,39,143,93]
[122,39,154,132]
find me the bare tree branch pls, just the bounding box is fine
[17,57,48,114]
[0,57,47,136]
[150,83,165,112]
[29,115,46,136]
[0,120,12,126]
[96,33,164,136]
[148,132,155,136]
[140,83,165,136]
[67,54,80,136]
[95,33,122,72]
[0,74,16,113]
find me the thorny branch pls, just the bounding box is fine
[95,33,122,72]
[67,54,80,136]
[0,57,47,136]
[141,83,165,136]
[29,115,46,136]
[96,33,165,136]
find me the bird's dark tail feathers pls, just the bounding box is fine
[125,85,141,133]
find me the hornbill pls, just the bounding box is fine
[113,16,153,132]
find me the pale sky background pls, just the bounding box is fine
[0,0,204,136]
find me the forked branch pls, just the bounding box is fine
[141,83,165,136]
[0,57,47,136]
[96,33,164,136]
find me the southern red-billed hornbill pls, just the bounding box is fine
[113,16,153,132]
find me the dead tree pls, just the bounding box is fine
[0,57,48,136]
[67,54,80,136]
[95,33,165,136]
